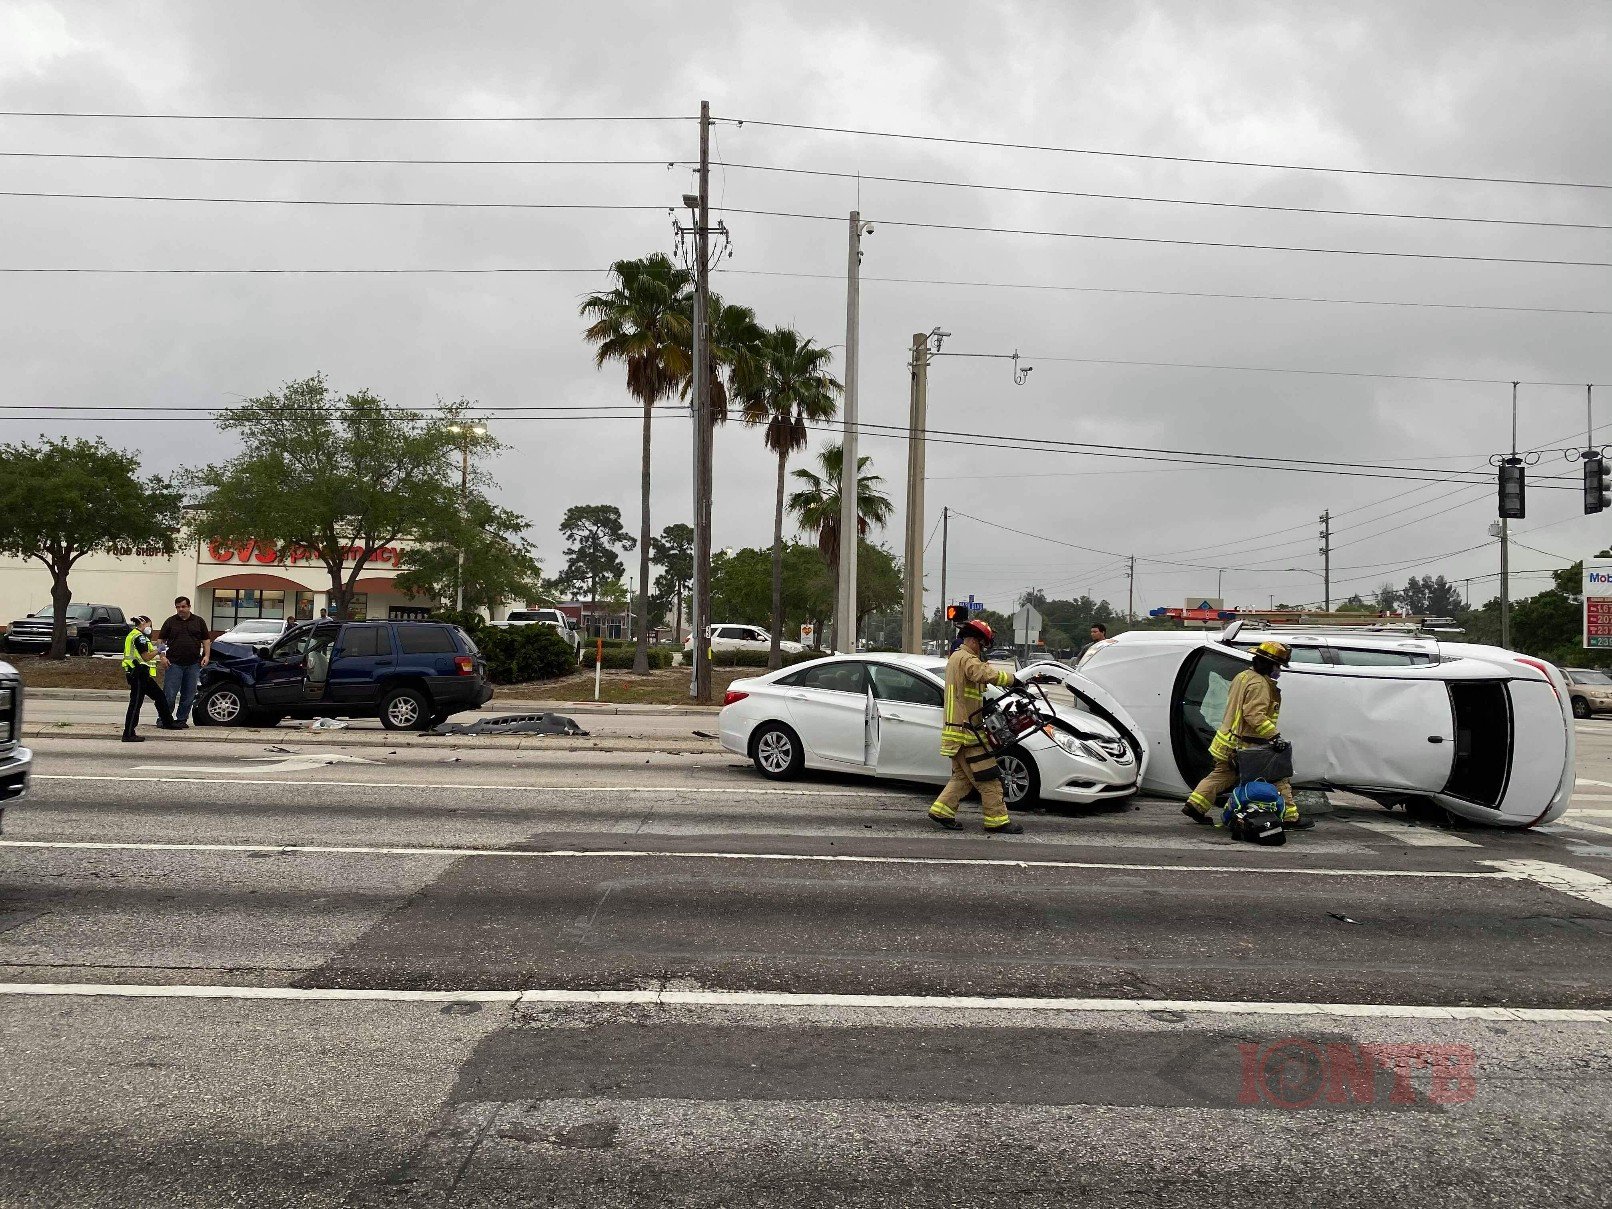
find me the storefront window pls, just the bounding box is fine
[211,589,287,630]
[294,592,314,620]
[345,594,369,622]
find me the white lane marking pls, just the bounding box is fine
[132,755,380,776]
[35,774,887,798]
[1337,818,1481,848]
[1577,779,1612,787]
[0,981,1606,1022]
[1553,819,1612,839]
[0,839,1515,879]
[1570,795,1612,803]
[1483,860,1612,911]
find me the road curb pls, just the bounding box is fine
[22,726,723,753]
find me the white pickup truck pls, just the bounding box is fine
[490,608,582,655]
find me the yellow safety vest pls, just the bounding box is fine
[1209,668,1281,761]
[940,645,1015,756]
[122,627,157,678]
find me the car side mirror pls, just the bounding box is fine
[253,645,272,658]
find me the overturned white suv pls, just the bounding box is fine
[1067,623,1574,828]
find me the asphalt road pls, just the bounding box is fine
[2,719,1611,1206]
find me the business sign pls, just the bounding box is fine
[1184,597,1225,629]
[202,540,402,570]
[1584,561,1612,648]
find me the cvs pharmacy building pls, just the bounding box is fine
[0,539,430,636]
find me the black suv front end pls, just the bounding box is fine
[0,660,34,825]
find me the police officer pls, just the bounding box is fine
[122,615,179,742]
[928,618,1026,834]
[1182,638,1311,829]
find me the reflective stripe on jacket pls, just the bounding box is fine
[941,646,1015,756]
[1208,667,1281,761]
[122,627,157,677]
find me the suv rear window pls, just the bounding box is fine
[1331,648,1433,667]
[397,625,458,654]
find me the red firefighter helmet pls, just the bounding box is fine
[959,617,994,646]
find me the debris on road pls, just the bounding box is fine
[428,712,589,737]
[1329,912,1360,924]
[307,717,347,731]
[692,730,718,739]
[265,745,295,753]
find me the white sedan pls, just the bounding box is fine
[210,618,293,647]
[719,653,1146,807]
[688,624,804,656]
[1073,625,1574,827]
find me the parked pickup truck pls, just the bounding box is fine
[489,608,582,654]
[0,659,33,828]
[3,603,130,656]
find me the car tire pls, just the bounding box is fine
[751,722,804,780]
[75,637,92,657]
[1572,696,1592,719]
[998,749,1042,809]
[379,686,431,731]
[201,684,247,727]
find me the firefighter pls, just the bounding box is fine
[1182,638,1312,829]
[122,615,179,742]
[928,618,1026,834]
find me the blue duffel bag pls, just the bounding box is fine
[1222,780,1287,846]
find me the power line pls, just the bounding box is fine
[722,269,1612,318]
[942,349,1607,388]
[0,110,692,123]
[718,116,1612,191]
[715,161,1612,231]
[0,189,673,212]
[723,207,1612,270]
[0,266,609,275]
[0,151,693,167]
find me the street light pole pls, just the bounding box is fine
[901,332,929,653]
[836,211,873,653]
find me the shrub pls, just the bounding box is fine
[431,609,487,634]
[471,623,575,684]
[595,645,674,670]
[710,648,828,668]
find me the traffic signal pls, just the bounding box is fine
[945,603,969,624]
[1586,452,1612,515]
[1497,457,1526,520]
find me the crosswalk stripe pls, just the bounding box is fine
[1336,817,1481,847]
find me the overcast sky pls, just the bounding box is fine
[1,0,1608,617]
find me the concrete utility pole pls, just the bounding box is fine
[446,419,486,612]
[835,210,873,653]
[1127,555,1136,622]
[689,100,713,700]
[938,505,949,643]
[901,332,929,653]
[1318,510,1331,612]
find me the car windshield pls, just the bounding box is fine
[35,604,93,620]
[229,620,282,634]
[1572,669,1612,684]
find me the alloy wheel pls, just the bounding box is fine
[387,696,421,728]
[999,753,1031,805]
[207,690,242,724]
[757,730,794,774]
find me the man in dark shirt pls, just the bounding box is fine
[158,596,211,728]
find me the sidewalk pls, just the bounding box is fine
[24,687,721,716]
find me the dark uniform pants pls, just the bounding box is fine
[125,669,175,736]
[929,743,1013,829]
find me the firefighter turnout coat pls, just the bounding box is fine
[1208,667,1281,761]
[940,645,1016,756]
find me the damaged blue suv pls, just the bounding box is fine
[195,619,493,730]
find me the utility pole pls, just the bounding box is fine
[1127,555,1136,622]
[1500,519,1511,647]
[901,332,929,653]
[688,100,713,700]
[938,505,949,645]
[1318,510,1331,612]
[835,210,873,653]
[446,419,486,613]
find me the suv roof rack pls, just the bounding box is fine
[1221,617,1456,640]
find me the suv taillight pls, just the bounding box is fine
[723,690,748,706]
[455,655,475,675]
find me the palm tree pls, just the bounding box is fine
[580,254,692,674]
[741,328,841,669]
[787,442,894,651]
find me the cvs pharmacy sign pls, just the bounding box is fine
[205,540,401,567]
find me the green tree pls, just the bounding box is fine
[557,504,635,637]
[0,438,183,659]
[581,254,693,673]
[740,326,841,668]
[711,542,836,638]
[650,522,694,640]
[695,296,766,421]
[190,374,461,620]
[786,443,895,650]
[856,541,903,636]
[395,496,545,614]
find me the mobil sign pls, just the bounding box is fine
[1583,560,1612,649]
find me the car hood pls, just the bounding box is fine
[1016,660,1151,778]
